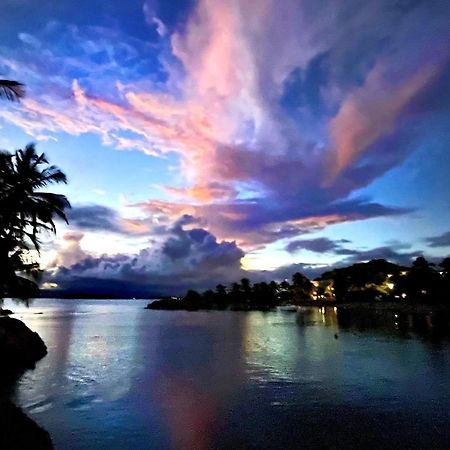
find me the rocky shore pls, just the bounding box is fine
[0,316,53,450]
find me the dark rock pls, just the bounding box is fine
[0,317,53,449]
[0,317,47,380]
[0,308,14,316]
[0,398,53,450]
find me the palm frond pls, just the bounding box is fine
[0,80,25,102]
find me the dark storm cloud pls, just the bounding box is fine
[425,231,450,248]
[48,220,245,295]
[286,237,351,254]
[67,205,123,233]
[285,237,418,267]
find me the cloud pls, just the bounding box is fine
[328,61,440,181]
[134,197,409,249]
[67,204,156,236]
[48,217,245,295]
[50,231,88,268]
[45,210,431,296]
[286,237,351,254]
[1,0,449,253]
[336,246,418,266]
[285,236,418,267]
[67,205,123,233]
[425,231,450,248]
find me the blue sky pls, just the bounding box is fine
[1,0,449,294]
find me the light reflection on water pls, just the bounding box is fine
[4,299,450,449]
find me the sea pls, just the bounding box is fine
[3,298,450,449]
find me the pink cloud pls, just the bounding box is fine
[328,62,441,182]
[1,0,448,252]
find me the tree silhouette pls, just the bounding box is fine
[0,144,70,301]
[292,272,314,303]
[406,256,440,302]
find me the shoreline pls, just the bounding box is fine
[146,299,450,313]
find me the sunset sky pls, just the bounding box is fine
[1,0,449,295]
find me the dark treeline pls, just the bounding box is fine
[148,256,450,311]
[151,272,315,311]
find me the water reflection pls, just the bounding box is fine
[335,308,450,342]
[3,300,450,449]
[296,306,339,328]
[135,311,247,450]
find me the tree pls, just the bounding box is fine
[229,282,242,303]
[0,80,24,102]
[215,284,227,296]
[438,258,450,300]
[0,144,70,301]
[252,281,278,307]
[291,272,314,302]
[240,278,252,303]
[439,258,450,275]
[213,284,228,308]
[278,280,292,303]
[405,257,440,302]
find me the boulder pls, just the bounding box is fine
[0,317,53,449]
[0,317,47,379]
[0,398,53,450]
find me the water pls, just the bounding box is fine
[3,298,450,449]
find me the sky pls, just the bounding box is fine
[1,0,449,296]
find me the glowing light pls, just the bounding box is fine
[41,282,58,289]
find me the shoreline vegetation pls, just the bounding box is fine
[147,257,450,312]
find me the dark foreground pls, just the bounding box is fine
[0,316,53,449]
[3,298,450,449]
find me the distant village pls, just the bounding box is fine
[148,257,450,310]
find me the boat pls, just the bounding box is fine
[277,305,298,312]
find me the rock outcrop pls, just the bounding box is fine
[0,317,47,379]
[0,317,53,449]
[0,398,53,450]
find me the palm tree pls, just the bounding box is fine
[0,144,70,300]
[0,144,70,250]
[0,80,25,102]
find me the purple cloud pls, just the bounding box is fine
[286,237,351,254]
[425,231,450,248]
[1,0,449,266]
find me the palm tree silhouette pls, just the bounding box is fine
[0,80,24,101]
[0,144,70,300]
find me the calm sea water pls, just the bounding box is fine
[3,298,450,449]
